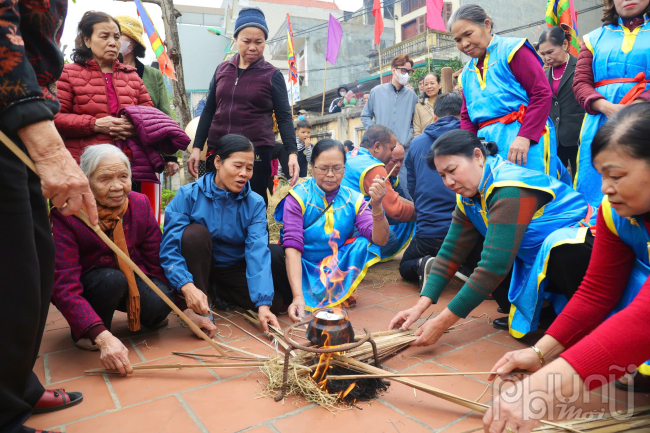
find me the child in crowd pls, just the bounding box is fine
[295,120,312,177]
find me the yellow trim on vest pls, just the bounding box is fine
[573,113,589,190]
[354,194,365,214]
[379,226,414,263]
[638,363,650,377]
[508,39,528,63]
[288,190,305,215]
[324,207,335,235]
[622,25,642,54]
[601,196,619,237]
[456,195,466,215]
[473,50,490,91]
[458,70,464,90]
[508,227,589,338]
[583,34,594,55]
[304,246,381,312]
[359,163,384,196]
[393,175,399,188]
[543,126,551,176]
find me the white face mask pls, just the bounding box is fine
[395,71,409,86]
[119,40,132,56]
[339,91,346,97]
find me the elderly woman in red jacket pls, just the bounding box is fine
[54,11,153,161]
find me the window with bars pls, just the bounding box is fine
[401,14,427,41]
[443,2,453,24]
[401,0,426,16]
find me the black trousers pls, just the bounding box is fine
[399,236,446,281]
[545,230,594,300]
[0,138,53,433]
[558,145,579,181]
[78,268,173,337]
[181,224,292,313]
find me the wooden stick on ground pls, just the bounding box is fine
[85,362,266,374]
[0,131,229,355]
[331,355,581,433]
[209,309,276,352]
[172,351,261,362]
[327,371,525,380]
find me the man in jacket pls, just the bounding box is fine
[329,84,350,114]
[0,2,98,432]
[361,54,418,200]
[401,93,467,288]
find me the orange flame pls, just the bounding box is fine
[317,229,359,308]
[340,382,356,399]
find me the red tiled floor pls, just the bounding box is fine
[246,426,276,433]
[26,375,116,430]
[47,344,141,383]
[437,320,500,348]
[434,339,513,373]
[485,330,530,350]
[33,355,46,385]
[367,281,420,299]
[108,357,219,407]
[382,342,455,371]
[353,288,394,307]
[38,327,76,355]
[182,371,309,431]
[274,400,433,433]
[65,396,203,433]
[128,326,215,361]
[347,306,401,333]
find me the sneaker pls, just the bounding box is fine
[418,256,435,293]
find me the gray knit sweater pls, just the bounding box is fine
[360,82,418,146]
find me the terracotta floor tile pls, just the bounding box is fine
[485,330,530,350]
[379,294,420,312]
[380,362,493,429]
[47,344,140,383]
[382,342,455,371]
[347,306,401,334]
[433,339,512,373]
[129,326,216,361]
[65,396,203,433]
[439,412,485,432]
[25,375,115,430]
[212,312,267,341]
[367,281,420,300]
[353,288,394,307]
[591,380,650,407]
[273,400,432,433]
[182,372,308,431]
[33,355,46,385]
[39,327,76,355]
[108,357,218,407]
[44,311,69,332]
[463,299,505,324]
[437,320,500,348]
[245,426,276,433]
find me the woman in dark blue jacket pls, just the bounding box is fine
[160,134,297,332]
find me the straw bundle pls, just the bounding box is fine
[267,178,307,244]
[529,406,650,432]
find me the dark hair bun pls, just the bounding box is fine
[484,140,499,156]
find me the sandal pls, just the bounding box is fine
[615,373,650,393]
[33,388,83,414]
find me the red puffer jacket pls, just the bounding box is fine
[54,59,153,161]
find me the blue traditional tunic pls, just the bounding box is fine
[457,155,595,337]
[275,178,381,311]
[342,148,415,261]
[600,196,650,375]
[460,34,568,183]
[575,15,650,207]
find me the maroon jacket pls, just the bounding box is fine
[207,54,277,149]
[116,105,190,183]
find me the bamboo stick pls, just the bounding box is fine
[330,355,581,433]
[172,351,261,362]
[209,309,276,352]
[327,371,508,380]
[0,132,229,357]
[85,362,266,374]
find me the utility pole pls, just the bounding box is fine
[116,0,193,183]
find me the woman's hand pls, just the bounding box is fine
[487,348,545,382]
[180,282,209,315]
[411,316,448,347]
[258,305,281,333]
[165,161,180,177]
[507,136,531,166]
[483,378,541,433]
[592,99,625,118]
[288,296,305,323]
[368,174,387,206]
[183,308,218,338]
[109,116,136,140]
[287,153,300,186]
[93,116,123,135]
[188,148,201,178]
[95,330,133,375]
[388,302,428,331]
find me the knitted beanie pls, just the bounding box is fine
[234,7,269,40]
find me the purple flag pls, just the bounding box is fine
[326,14,343,65]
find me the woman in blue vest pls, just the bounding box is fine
[572,0,650,207]
[270,139,390,321]
[388,129,595,345]
[450,4,568,182]
[483,103,650,433]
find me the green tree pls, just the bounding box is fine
[410,56,465,95]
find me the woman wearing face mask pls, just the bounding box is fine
[537,27,585,178]
[160,134,292,332]
[329,85,351,114]
[413,72,442,137]
[484,103,650,433]
[388,129,596,344]
[270,139,389,320]
[54,12,153,162]
[189,7,300,205]
[572,0,650,207]
[450,5,566,180]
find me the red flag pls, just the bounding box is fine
[373,0,383,46]
[426,0,446,32]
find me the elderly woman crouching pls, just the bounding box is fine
[51,145,216,375]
